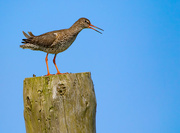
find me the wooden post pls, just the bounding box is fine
[23,72,96,133]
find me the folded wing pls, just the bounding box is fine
[22,31,57,47]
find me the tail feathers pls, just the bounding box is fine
[20,44,31,49]
[21,39,26,43]
[20,44,25,49]
[21,38,31,43]
[28,32,35,37]
[22,31,35,38]
[22,31,35,43]
[22,31,30,38]
[20,43,39,50]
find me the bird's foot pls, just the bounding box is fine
[56,72,69,75]
[45,73,54,76]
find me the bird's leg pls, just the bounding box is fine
[53,54,62,75]
[45,53,53,76]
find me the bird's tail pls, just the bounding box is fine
[20,44,26,49]
[28,31,35,37]
[22,31,35,38]
[21,31,35,44]
[21,31,36,49]
[22,31,30,38]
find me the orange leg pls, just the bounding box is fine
[53,54,62,75]
[45,53,53,76]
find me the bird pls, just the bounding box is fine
[20,17,103,76]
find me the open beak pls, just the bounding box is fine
[89,24,104,34]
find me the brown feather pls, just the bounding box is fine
[28,32,35,37]
[22,31,30,38]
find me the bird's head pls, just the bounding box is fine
[78,18,104,34]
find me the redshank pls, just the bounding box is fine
[20,17,103,76]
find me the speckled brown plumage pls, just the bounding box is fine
[20,17,103,76]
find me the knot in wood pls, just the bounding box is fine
[26,96,32,111]
[57,83,66,95]
[45,77,50,84]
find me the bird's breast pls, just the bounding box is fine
[52,34,78,53]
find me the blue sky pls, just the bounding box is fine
[0,0,179,133]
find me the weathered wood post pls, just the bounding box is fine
[23,72,96,133]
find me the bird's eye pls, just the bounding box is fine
[85,20,89,24]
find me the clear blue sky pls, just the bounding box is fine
[0,0,179,133]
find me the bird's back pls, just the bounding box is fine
[20,29,79,54]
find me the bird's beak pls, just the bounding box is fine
[88,24,104,34]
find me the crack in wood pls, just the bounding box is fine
[23,72,96,133]
[62,96,69,133]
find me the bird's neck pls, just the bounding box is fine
[68,22,83,35]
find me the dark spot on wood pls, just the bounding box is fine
[49,106,54,112]
[73,79,77,87]
[86,101,89,107]
[45,77,50,84]
[57,83,66,95]
[46,118,51,121]
[37,90,43,94]
[26,96,32,111]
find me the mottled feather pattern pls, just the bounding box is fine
[22,32,56,46]
[20,18,103,54]
[20,18,103,75]
[21,29,79,54]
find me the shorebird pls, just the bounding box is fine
[20,17,103,76]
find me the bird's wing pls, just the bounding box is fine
[22,31,58,46]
